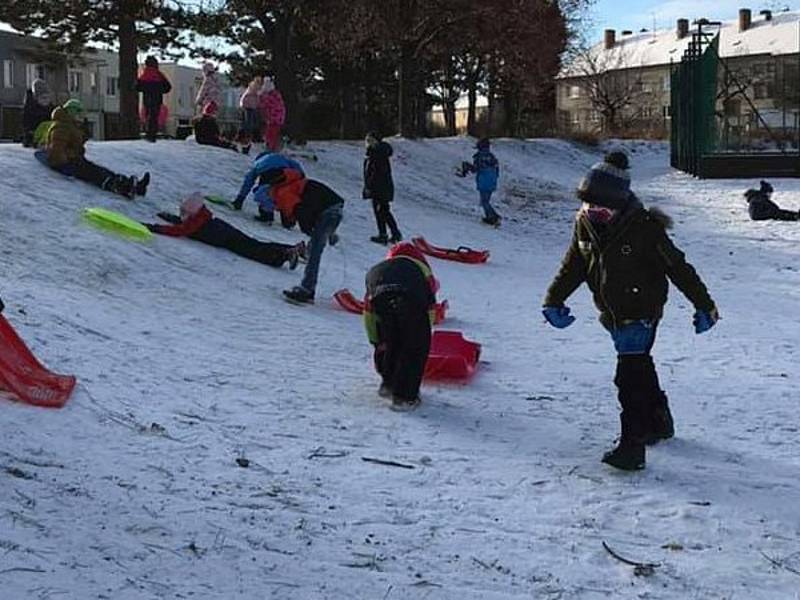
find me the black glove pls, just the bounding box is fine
[157,212,181,224]
[141,222,158,232]
[232,197,244,211]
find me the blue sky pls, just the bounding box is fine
[589,0,800,37]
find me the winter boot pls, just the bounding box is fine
[390,395,420,412]
[389,231,403,243]
[242,144,251,156]
[378,381,392,398]
[482,214,501,227]
[286,247,300,271]
[254,207,274,224]
[104,174,134,199]
[370,235,389,245]
[602,441,645,471]
[231,197,244,211]
[645,391,674,445]
[328,233,339,246]
[283,286,314,305]
[134,172,150,196]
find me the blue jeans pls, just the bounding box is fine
[479,190,499,219]
[610,320,657,355]
[300,204,343,294]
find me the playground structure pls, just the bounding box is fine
[671,20,800,178]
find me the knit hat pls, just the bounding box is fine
[577,151,632,209]
[145,56,159,68]
[202,101,218,116]
[261,76,275,93]
[476,137,491,150]
[180,193,206,220]
[386,242,440,293]
[62,99,84,118]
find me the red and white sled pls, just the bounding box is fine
[411,237,490,264]
[333,289,448,324]
[424,331,481,381]
[0,315,77,408]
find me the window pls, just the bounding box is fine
[69,70,83,93]
[89,72,97,90]
[663,74,671,91]
[2,60,13,88]
[570,111,580,124]
[106,76,118,96]
[26,63,45,87]
[569,85,581,99]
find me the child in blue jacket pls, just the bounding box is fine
[461,138,501,225]
[232,151,305,223]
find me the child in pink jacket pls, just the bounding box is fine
[259,76,286,151]
[238,76,263,154]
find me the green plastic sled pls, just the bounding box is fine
[204,194,234,209]
[82,208,153,241]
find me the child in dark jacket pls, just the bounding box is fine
[363,131,402,244]
[193,102,237,151]
[364,242,439,411]
[258,168,344,304]
[542,151,719,471]
[745,180,799,221]
[143,194,304,269]
[22,79,54,147]
[136,56,172,142]
[460,137,501,225]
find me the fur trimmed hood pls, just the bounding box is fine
[648,206,673,230]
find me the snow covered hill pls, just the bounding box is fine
[1,137,799,599]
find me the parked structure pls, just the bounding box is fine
[557,8,800,139]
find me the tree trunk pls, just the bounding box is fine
[467,78,478,136]
[398,43,416,138]
[117,14,140,140]
[445,100,457,136]
[339,69,357,139]
[271,8,302,142]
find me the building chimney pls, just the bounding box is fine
[739,8,752,32]
[677,18,689,39]
[760,9,772,21]
[604,29,616,49]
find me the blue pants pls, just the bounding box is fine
[610,320,657,355]
[300,204,343,294]
[479,190,499,220]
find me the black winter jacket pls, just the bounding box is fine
[366,257,435,312]
[22,91,53,133]
[295,180,344,235]
[363,141,394,202]
[544,200,715,330]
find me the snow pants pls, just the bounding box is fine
[222,228,291,267]
[372,292,432,402]
[264,124,282,151]
[610,320,670,444]
[479,190,499,220]
[144,104,160,141]
[372,197,401,239]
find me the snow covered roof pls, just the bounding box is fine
[560,10,800,79]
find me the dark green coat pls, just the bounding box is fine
[544,201,715,330]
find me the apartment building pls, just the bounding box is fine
[556,8,800,137]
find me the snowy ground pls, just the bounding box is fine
[1,137,799,599]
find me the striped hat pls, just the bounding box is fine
[577,151,631,209]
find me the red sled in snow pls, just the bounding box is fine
[412,237,490,264]
[0,315,77,408]
[333,289,448,324]
[423,331,481,381]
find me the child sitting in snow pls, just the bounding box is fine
[745,181,799,222]
[232,151,305,223]
[193,102,237,151]
[40,99,150,199]
[542,151,718,472]
[363,242,439,411]
[459,137,501,226]
[143,194,305,269]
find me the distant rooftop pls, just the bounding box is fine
[560,9,800,78]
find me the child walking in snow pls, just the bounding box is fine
[143,194,305,269]
[364,242,439,411]
[460,138,501,226]
[256,167,344,304]
[542,151,718,471]
[745,180,800,221]
[232,151,305,223]
[259,76,285,152]
[136,56,172,142]
[238,76,263,155]
[40,99,150,199]
[363,131,402,245]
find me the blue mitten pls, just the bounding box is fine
[543,306,575,329]
[693,307,719,334]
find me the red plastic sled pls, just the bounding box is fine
[412,237,489,264]
[423,331,481,381]
[0,315,77,408]
[333,289,448,324]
